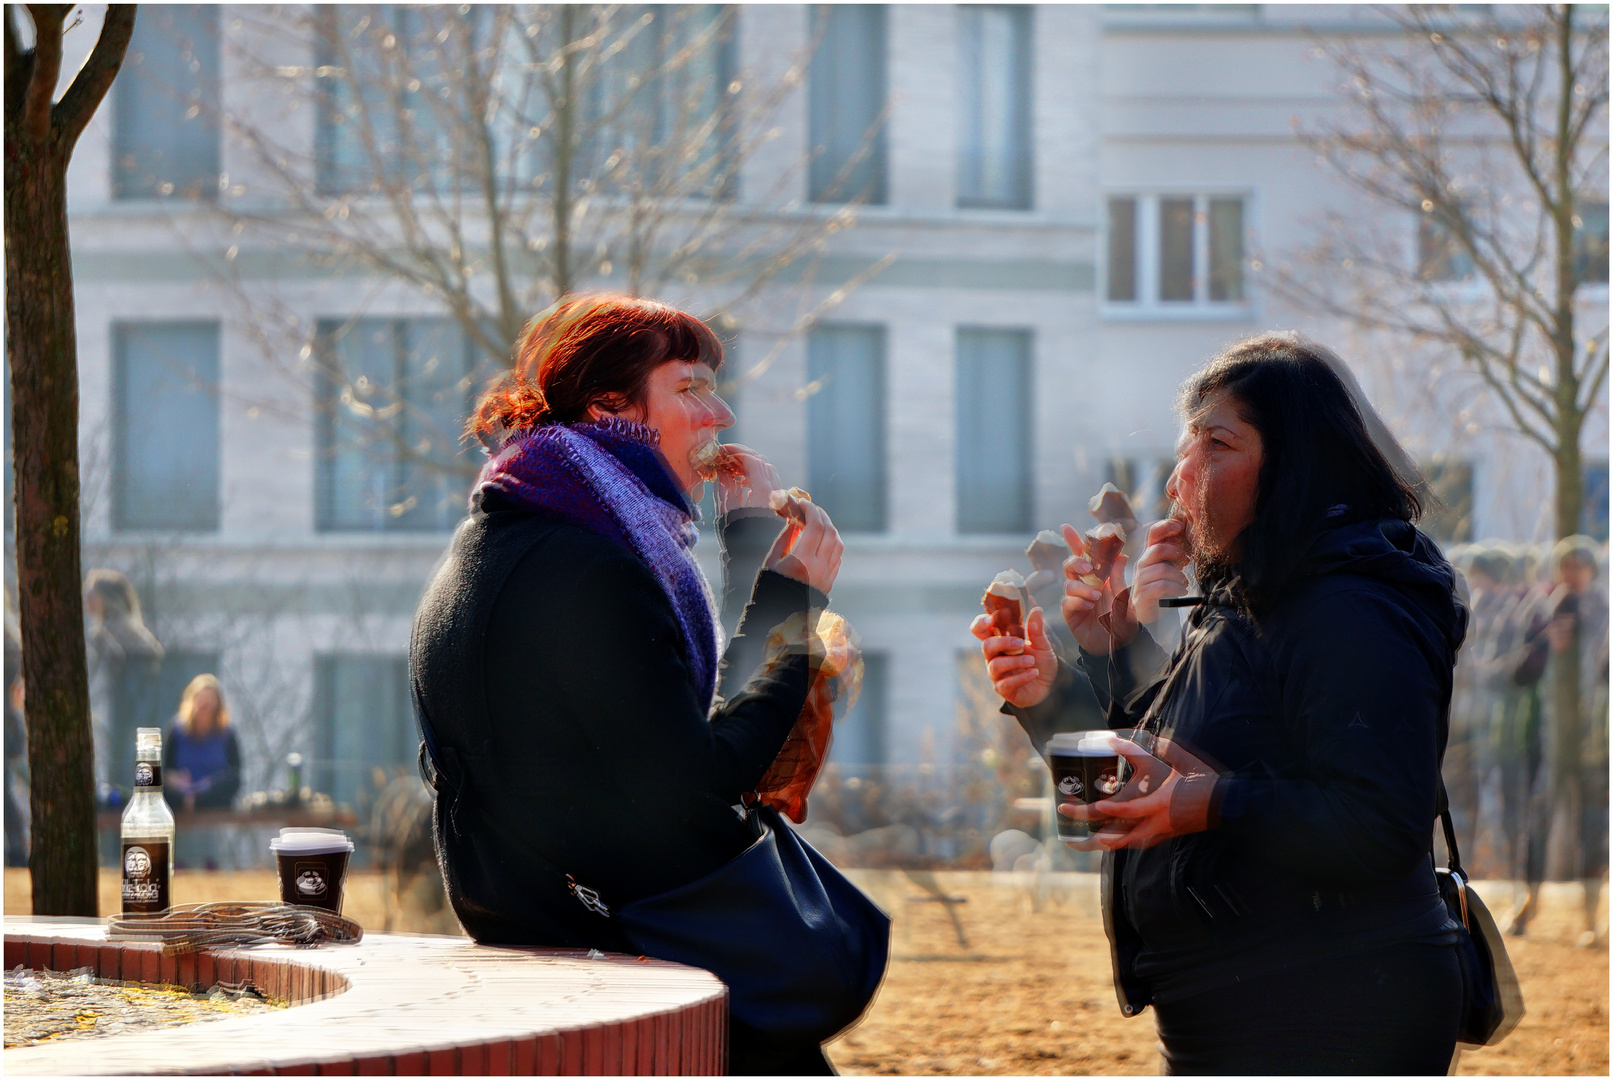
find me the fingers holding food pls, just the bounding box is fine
[1026,529,1072,574]
[982,569,1031,648]
[1080,522,1128,588]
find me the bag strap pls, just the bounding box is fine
[1435,778,1465,880]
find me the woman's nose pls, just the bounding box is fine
[1164,461,1184,504]
[709,393,735,431]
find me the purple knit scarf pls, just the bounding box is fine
[472,419,720,708]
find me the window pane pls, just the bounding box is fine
[807,326,887,532]
[1208,197,1244,302]
[317,319,473,532]
[956,328,1032,533]
[830,652,887,773]
[1417,208,1476,282]
[809,5,888,204]
[1106,197,1138,302]
[114,5,220,199]
[115,324,221,531]
[313,655,415,810]
[1423,458,1474,543]
[1575,200,1610,286]
[957,6,1032,209]
[1583,459,1609,541]
[1159,197,1195,301]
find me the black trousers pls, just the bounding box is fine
[1153,941,1462,1075]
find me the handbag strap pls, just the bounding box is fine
[1434,778,1465,880]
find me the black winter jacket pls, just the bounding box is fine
[1011,519,1467,1011]
[410,489,821,948]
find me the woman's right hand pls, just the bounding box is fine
[1058,523,1135,654]
[764,496,843,595]
[971,605,1058,709]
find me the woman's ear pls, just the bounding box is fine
[585,402,615,423]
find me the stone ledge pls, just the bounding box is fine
[4,917,727,1075]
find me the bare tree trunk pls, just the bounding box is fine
[4,3,137,916]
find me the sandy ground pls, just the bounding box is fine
[7,868,1607,1075]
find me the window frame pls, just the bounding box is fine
[1101,189,1257,320]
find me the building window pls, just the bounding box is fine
[1422,458,1475,543]
[1417,205,1477,283]
[830,651,887,774]
[113,5,220,199]
[1583,459,1609,541]
[808,5,888,204]
[114,323,221,532]
[315,318,476,533]
[311,655,416,809]
[1575,199,1609,287]
[806,325,887,533]
[956,6,1032,210]
[1105,194,1248,310]
[956,328,1032,534]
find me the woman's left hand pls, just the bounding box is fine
[1059,736,1221,850]
[765,497,843,595]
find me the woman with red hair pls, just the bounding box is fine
[412,295,849,1074]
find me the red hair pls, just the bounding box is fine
[467,294,724,447]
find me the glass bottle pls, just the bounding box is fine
[120,727,175,915]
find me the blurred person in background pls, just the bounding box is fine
[1509,538,1608,943]
[4,594,27,867]
[975,334,1466,1074]
[163,673,242,812]
[412,294,852,1074]
[83,568,163,795]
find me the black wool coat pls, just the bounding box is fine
[410,490,822,949]
[1012,518,1468,1012]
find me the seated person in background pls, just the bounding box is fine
[164,674,242,811]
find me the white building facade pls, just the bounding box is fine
[45,4,1608,838]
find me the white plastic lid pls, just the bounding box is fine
[1047,731,1122,756]
[270,829,354,855]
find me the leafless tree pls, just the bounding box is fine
[185,5,881,517]
[1273,4,1608,880]
[6,3,137,917]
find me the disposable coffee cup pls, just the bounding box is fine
[1047,732,1126,841]
[270,828,354,913]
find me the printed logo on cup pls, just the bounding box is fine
[1058,774,1083,797]
[135,763,155,787]
[124,846,152,878]
[1096,769,1121,797]
[295,865,328,896]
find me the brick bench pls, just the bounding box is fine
[4,917,727,1075]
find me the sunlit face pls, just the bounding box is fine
[190,688,221,736]
[1164,391,1264,563]
[593,360,733,497]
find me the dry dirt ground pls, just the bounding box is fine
[7,868,1607,1075]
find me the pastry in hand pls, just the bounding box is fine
[1078,522,1128,588]
[1026,529,1070,574]
[691,441,747,482]
[983,569,1031,643]
[768,486,812,518]
[1088,482,1141,534]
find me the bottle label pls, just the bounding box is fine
[134,761,162,789]
[121,839,171,915]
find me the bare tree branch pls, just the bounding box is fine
[19,4,66,142]
[53,4,136,150]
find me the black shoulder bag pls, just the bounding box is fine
[1435,782,1525,1047]
[420,730,890,1047]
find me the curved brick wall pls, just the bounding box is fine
[4,917,727,1075]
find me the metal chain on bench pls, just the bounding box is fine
[106,902,364,955]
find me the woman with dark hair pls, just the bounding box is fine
[974,333,1468,1073]
[411,294,852,1074]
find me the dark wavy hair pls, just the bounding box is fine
[466,294,724,448]
[1181,333,1425,614]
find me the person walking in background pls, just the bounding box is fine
[163,674,242,812]
[83,569,164,795]
[975,334,1467,1074]
[4,596,28,867]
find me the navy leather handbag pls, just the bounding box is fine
[1435,784,1524,1048]
[610,804,891,1044]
